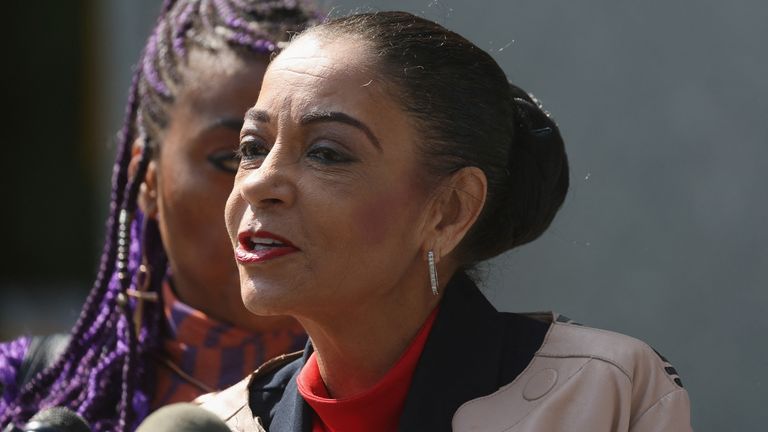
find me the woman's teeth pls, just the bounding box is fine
[249,236,285,250]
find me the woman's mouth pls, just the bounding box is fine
[235,230,299,264]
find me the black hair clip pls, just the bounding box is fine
[530,127,553,138]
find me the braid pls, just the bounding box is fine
[0,1,320,431]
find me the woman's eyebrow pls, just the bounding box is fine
[244,108,271,124]
[300,110,382,152]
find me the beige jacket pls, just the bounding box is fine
[451,316,692,431]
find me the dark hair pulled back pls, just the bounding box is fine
[303,11,569,264]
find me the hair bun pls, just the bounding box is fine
[501,84,569,251]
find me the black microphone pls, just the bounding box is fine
[135,403,230,432]
[10,407,91,432]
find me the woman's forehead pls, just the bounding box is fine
[256,37,387,115]
[270,34,372,79]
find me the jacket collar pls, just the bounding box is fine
[398,271,509,431]
[265,272,547,432]
[267,346,314,432]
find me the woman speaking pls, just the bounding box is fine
[213,11,692,431]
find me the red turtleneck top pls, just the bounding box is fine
[297,308,438,432]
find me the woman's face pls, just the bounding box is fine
[144,49,294,330]
[225,35,434,319]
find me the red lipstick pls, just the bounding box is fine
[235,230,299,264]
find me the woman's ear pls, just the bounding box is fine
[426,166,487,259]
[129,140,159,219]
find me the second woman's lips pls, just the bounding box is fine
[235,230,299,264]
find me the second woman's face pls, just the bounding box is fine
[225,35,433,319]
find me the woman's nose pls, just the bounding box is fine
[238,148,296,210]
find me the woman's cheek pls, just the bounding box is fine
[353,190,414,246]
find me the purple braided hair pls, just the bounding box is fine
[0,1,319,431]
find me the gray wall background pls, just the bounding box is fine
[92,1,766,430]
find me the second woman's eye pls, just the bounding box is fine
[207,150,240,174]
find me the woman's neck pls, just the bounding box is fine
[299,276,441,399]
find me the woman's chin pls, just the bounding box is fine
[240,281,300,317]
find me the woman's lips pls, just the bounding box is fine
[235,230,299,264]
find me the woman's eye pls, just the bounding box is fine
[206,150,240,174]
[237,137,269,162]
[306,143,352,164]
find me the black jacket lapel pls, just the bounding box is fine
[251,345,314,432]
[398,272,506,431]
[267,372,313,432]
[398,272,548,431]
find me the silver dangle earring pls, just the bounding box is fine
[428,250,439,296]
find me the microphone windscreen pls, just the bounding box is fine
[135,403,230,432]
[24,407,90,432]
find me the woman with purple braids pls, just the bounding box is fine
[0,1,319,430]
